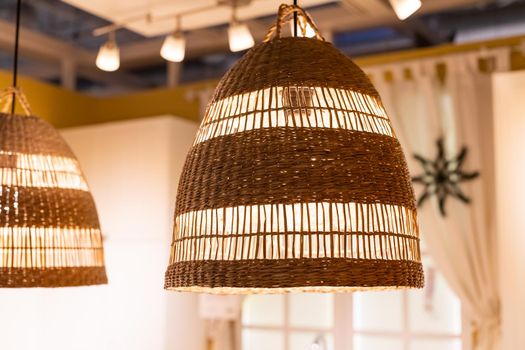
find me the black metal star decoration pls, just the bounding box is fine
[412,138,480,216]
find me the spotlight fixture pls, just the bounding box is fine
[96,31,120,72]
[161,16,186,62]
[389,0,422,20]
[228,4,254,52]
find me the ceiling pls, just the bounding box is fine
[62,0,336,37]
[0,0,525,95]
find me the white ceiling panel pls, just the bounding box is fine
[62,0,338,37]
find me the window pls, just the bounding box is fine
[352,255,462,350]
[242,252,461,350]
[243,293,335,350]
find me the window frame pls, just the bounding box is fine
[242,252,465,350]
[242,294,336,350]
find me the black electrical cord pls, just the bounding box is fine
[293,0,298,37]
[11,0,22,115]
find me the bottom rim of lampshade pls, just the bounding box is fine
[165,285,411,295]
[164,258,424,293]
[0,267,108,288]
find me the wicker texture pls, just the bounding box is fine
[0,88,107,287]
[165,5,423,293]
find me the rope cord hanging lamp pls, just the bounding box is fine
[0,0,107,287]
[164,3,424,293]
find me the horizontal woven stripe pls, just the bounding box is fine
[175,202,418,237]
[0,168,88,190]
[165,259,424,291]
[1,152,81,172]
[195,86,392,144]
[170,202,420,263]
[213,38,380,100]
[0,266,107,287]
[176,128,416,215]
[0,227,103,248]
[0,113,75,157]
[0,186,100,227]
[0,151,88,190]
[0,227,104,268]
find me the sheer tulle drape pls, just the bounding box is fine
[367,49,509,350]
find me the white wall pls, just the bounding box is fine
[493,71,525,350]
[0,115,204,350]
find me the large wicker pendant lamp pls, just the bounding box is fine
[0,0,107,287]
[165,4,424,293]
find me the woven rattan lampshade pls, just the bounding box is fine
[165,4,424,293]
[0,88,107,287]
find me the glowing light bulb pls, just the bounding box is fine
[228,22,254,52]
[96,35,120,72]
[161,32,186,62]
[389,0,422,20]
[291,15,316,38]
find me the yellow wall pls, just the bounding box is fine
[0,70,208,128]
[1,34,524,129]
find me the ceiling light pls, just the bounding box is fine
[1,0,107,287]
[228,4,254,52]
[0,90,108,287]
[96,31,120,72]
[161,16,186,62]
[389,0,422,20]
[161,32,186,62]
[164,4,424,294]
[228,21,254,52]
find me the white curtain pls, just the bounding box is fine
[366,48,510,350]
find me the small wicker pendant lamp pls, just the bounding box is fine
[0,0,107,288]
[165,4,424,293]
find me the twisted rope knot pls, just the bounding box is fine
[0,86,33,116]
[264,4,324,42]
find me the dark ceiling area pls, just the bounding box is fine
[0,0,143,49]
[0,0,524,94]
[336,0,525,55]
